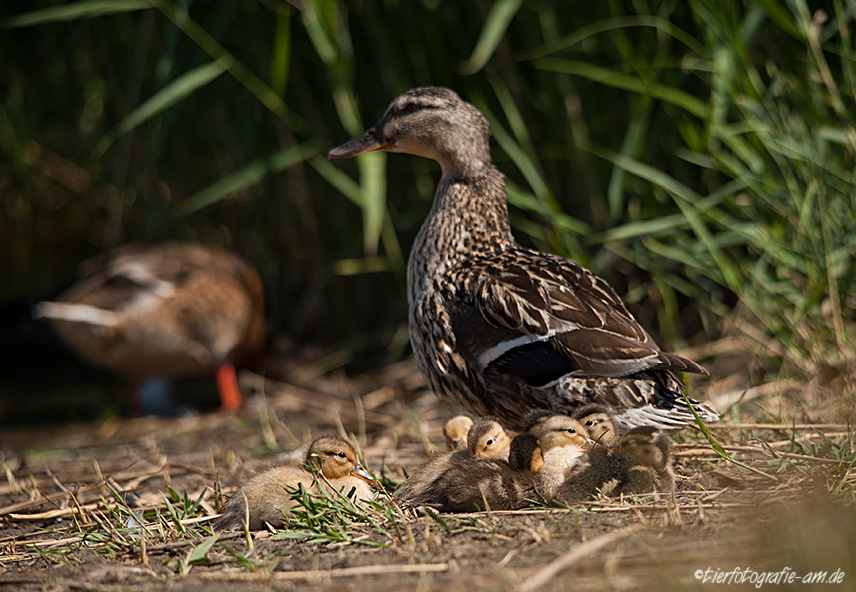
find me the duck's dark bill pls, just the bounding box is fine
[327,126,392,159]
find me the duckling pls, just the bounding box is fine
[533,416,594,498]
[571,404,619,447]
[405,435,543,512]
[507,434,543,472]
[395,448,469,503]
[215,435,374,531]
[616,426,676,492]
[33,241,266,414]
[443,415,473,451]
[521,409,555,434]
[328,87,717,431]
[554,426,674,504]
[397,416,511,503]
[467,416,513,460]
[552,446,655,504]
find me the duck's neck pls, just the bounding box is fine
[407,166,514,305]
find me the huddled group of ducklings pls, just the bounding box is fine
[216,404,675,530]
[396,404,675,513]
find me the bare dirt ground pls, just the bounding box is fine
[1,337,854,591]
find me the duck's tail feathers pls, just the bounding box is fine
[614,397,719,432]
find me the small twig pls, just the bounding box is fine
[192,563,450,580]
[707,423,850,431]
[8,503,102,521]
[518,524,644,592]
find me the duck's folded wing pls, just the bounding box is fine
[451,251,707,384]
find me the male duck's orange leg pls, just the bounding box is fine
[215,363,242,412]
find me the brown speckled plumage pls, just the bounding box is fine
[329,87,718,431]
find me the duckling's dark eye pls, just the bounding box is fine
[406,102,418,112]
[485,438,494,446]
[585,420,594,426]
[567,428,576,434]
[337,452,347,458]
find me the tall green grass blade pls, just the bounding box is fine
[751,0,805,40]
[534,58,707,118]
[517,15,712,61]
[147,0,296,126]
[358,152,386,256]
[94,60,228,158]
[1,0,150,28]
[310,157,364,206]
[487,113,551,201]
[186,533,220,565]
[593,146,743,291]
[606,101,651,221]
[460,0,524,74]
[178,143,319,214]
[271,11,291,98]
[489,77,538,164]
[300,0,339,65]
[505,183,591,236]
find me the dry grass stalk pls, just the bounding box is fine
[517,524,645,592]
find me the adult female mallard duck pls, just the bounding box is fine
[33,241,266,414]
[329,87,718,430]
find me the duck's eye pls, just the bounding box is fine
[406,102,418,112]
[567,428,576,434]
[337,452,347,458]
[485,438,494,446]
[585,420,594,426]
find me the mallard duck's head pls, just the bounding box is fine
[306,435,374,482]
[328,87,492,177]
[467,416,511,459]
[443,415,474,451]
[616,426,670,471]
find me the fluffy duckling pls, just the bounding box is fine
[552,446,655,504]
[533,416,594,498]
[395,449,468,503]
[507,434,543,472]
[443,415,473,451]
[404,436,542,512]
[616,426,676,492]
[521,409,554,434]
[571,404,619,447]
[553,426,675,504]
[397,416,511,502]
[34,241,266,414]
[467,416,513,460]
[216,435,374,531]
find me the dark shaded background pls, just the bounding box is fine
[2,0,852,422]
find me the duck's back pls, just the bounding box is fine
[216,463,312,530]
[39,242,265,377]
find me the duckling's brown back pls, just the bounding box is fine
[215,464,312,531]
[413,456,537,512]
